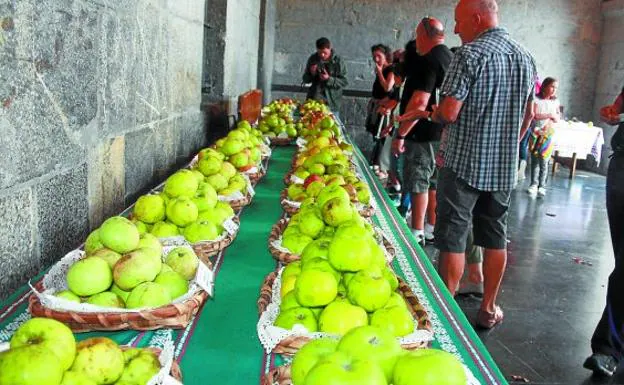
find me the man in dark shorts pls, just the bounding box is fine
[402,0,537,329]
[583,86,624,377]
[391,17,452,246]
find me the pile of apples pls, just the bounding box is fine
[275,186,412,338]
[0,317,164,385]
[258,99,301,138]
[58,216,200,309]
[131,168,236,244]
[290,325,467,385]
[212,120,264,172]
[299,99,329,116]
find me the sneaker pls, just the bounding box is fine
[411,229,425,248]
[424,223,435,243]
[537,187,546,197]
[517,160,527,182]
[583,353,618,377]
[527,185,538,195]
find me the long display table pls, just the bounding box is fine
[0,145,508,385]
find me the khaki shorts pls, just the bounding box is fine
[403,140,439,194]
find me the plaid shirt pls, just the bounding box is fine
[441,27,537,191]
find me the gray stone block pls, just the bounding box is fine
[35,164,89,269]
[0,189,38,300]
[124,127,155,204]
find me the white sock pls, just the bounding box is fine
[424,223,435,234]
[411,228,424,240]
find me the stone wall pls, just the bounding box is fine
[0,0,206,300]
[593,0,624,171]
[272,0,603,155]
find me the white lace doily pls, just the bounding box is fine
[257,268,434,354]
[261,143,272,157]
[218,190,247,202]
[281,199,302,208]
[31,244,214,313]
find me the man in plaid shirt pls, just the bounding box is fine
[401,0,536,328]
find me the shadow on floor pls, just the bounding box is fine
[419,168,623,385]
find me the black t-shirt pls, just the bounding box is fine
[399,41,421,115]
[612,86,624,153]
[405,44,453,142]
[372,66,393,100]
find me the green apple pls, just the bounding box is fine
[281,275,297,298]
[87,291,125,308]
[369,239,388,269]
[10,317,76,371]
[99,216,140,254]
[113,248,162,291]
[303,351,386,385]
[230,152,250,169]
[385,292,407,309]
[294,270,337,307]
[110,284,131,303]
[60,371,97,385]
[71,338,125,385]
[280,291,301,311]
[300,238,331,264]
[133,194,166,224]
[392,349,467,385]
[198,147,225,161]
[337,325,402,382]
[302,257,340,283]
[317,184,350,208]
[308,163,325,176]
[150,221,180,238]
[164,169,199,198]
[383,267,399,291]
[282,231,314,255]
[88,248,122,269]
[342,272,356,288]
[354,182,371,204]
[183,220,219,243]
[193,182,218,212]
[67,257,113,296]
[125,282,171,309]
[221,138,245,156]
[137,233,163,256]
[290,338,338,385]
[274,307,318,332]
[328,225,373,272]
[306,181,325,198]
[220,161,237,180]
[115,349,161,385]
[154,270,189,300]
[166,197,199,227]
[165,247,199,280]
[298,211,325,238]
[56,290,81,302]
[130,219,148,235]
[282,261,302,280]
[85,229,104,254]
[370,305,414,337]
[190,169,205,184]
[318,301,368,336]
[321,197,353,227]
[347,267,392,312]
[197,156,223,176]
[206,173,229,192]
[0,345,64,385]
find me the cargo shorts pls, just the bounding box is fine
[403,140,440,194]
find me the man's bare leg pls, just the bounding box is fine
[481,248,507,313]
[439,251,465,295]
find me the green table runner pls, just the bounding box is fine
[0,145,507,385]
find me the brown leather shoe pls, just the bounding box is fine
[476,306,504,329]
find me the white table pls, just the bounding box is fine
[550,120,605,178]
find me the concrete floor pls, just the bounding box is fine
[419,168,624,385]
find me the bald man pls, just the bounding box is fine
[405,0,537,329]
[392,17,452,246]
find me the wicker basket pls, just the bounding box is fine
[260,365,290,385]
[269,137,294,146]
[29,284,209,333]
[279,188,375,218]
[267,218,396,265]
[191,216,240,263]
[257,271,432,355]
[223,192,252,211]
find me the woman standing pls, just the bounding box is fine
[527,77,560,197]
[365,44,395,177]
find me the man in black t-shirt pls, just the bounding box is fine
[391,17,453,246]
[584,87,624,377]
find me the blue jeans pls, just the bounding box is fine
[519,130,530,162]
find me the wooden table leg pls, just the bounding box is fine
[570,152,577,179]
[552,150,559,175]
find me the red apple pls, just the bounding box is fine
[303,175,324,188]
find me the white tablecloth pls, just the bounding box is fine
[551,121,605,165]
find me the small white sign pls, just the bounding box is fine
[218,191,245,202]
[243,175,256,197]
[196,261,214,296]
[290,175,305,185]
[277,132,289,139]
[296,137,307,147]
[222,217,239,235]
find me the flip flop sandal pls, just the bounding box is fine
[476,306,504,329]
